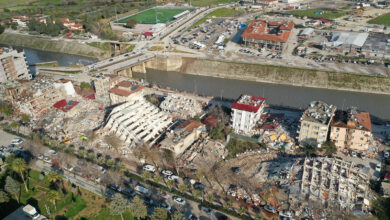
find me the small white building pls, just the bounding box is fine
[231,94,266,134]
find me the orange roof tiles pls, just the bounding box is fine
[241,20,294,43]
[116,81,133,88]
[176,120,202,132]
[356,112,372,132]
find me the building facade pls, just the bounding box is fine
[241,20,294,51]
[108,81,144,105]
[231,94,266,134]
[298,101,337,147]
[330,108,372,152]
[0,48,31,83]
[93,74,119,104]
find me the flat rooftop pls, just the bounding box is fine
[241,20,294,43]
[231,94,266,113]
[300,101,336,125]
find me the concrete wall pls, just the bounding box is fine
[146,56,390,95]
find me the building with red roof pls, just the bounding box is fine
[231,94,266,134]
[108,81,144,104]
[241,20,294,51]
[53,99,79,112]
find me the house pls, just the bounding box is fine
[108,81,144,105]
[241,20,294,51]
[11,16,29,27]
[231,94,266,134]
[32,14,49,24]
[142,32,154,39]
[330,108,372,153]
[298,101,337,148]
[299,28,314,40]
[59,18,83,31]
[160,120,205,155]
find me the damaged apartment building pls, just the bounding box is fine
[108,80,144,105]
[330,108,373,154]
[300,157,369,212]
[104,97,173,153]
[298,101,337,148]
[160,94,205,119]
[0,47,31,83]
[93,74,119,105]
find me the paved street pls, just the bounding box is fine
[0,130,18,146]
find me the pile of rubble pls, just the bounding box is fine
[160,94,205,119]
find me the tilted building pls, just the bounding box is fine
[104,98,173,152]
[330,108,372,152]
[298,101,336,147]
[93,74,119,104]
[231,94,266,135]
[241,20,294,51]
[0,48,31,83]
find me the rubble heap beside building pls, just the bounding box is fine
[159,94,204,119]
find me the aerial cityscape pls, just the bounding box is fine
[0,0,389,219]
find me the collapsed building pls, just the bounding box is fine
[159,94,205,119]
[298,101,337,148]
[330,108,373,153]
[300,157,369,212]
[104,97,173,152]
[159,120,205,155]
[0,47,31,83]
[93,74,119,105]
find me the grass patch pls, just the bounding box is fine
[190,8,243,28]
[148,46,164,51]
[39,69,80,74]
[88,208,134,220]
[368,12,390,26]
[64,198,87,218]
[0,0,34,9]
[127,44,135,52]
[172,49,193,54]
[86,42,111,51]
[226,137,260,159]
[286,9,348,19]
[117,8,188,24]
[189,0,239,7]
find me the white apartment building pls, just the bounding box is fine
[231,94,266,134]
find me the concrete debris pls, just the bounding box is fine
[160,94,205,119]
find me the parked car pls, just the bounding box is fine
[43,156,51,163]
[11,138,23,145]
[384,151,389,159]
[199,205,213,215]
[231,167,242,174]
[143,164,156,172]
[376,163,382,172]
[263,205,277,213]
[172,196,186,205]
[193,182,206,190]
[161,170,173,176]
[168,175,179,180]
[160,201,171,211]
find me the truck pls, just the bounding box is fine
[135,185,149,196]
[23,204,41,219]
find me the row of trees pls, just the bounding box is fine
[27,18,67,36]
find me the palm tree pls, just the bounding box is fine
[46,171,63,189]
[12,158,28,192]
[47,190,61,210]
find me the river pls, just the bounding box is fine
[1,45,97,75]
[136,69,390,120]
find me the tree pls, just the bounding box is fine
[46,171,63,189]
[192,189,202,198]
[0,190,9,203]
[116,162,125,172]
[87,152,95,161]
[97,156,106,166]
[80,82,92,92]
[47,190,61,210]
[20,114,30,124]
[107,159,115,167]
[78,149,87,158]
[238,207,247,215]
[125,18,137,28]
[110,193,128,220]
[224,201,233,210]
[323,141,337,157]
[206,193,215,203]
[0,25,5,35]
[141,171,151,180]
[255,214,264,220]
[12,158,28,192]
[302,144,317,156]
[5,176,20,203]
[171,211,186,220]
[153,175,162,184]
[167,179,175,188]
[178,184,188,194]
[128,196,147,219]
[0,101,13,116]
[151,207,168,220]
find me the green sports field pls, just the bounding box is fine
[117,9,189,24]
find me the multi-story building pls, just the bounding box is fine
[256,0,278,6]
[0,48,31,83]
[330,108,372,152]
[298,101,337,147]
[108,81,144,105]
[231,94,266,134]
[241,20,294,51]
[93,74,119,104]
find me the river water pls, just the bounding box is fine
[136,69,390,120]
[1,45,97,74]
